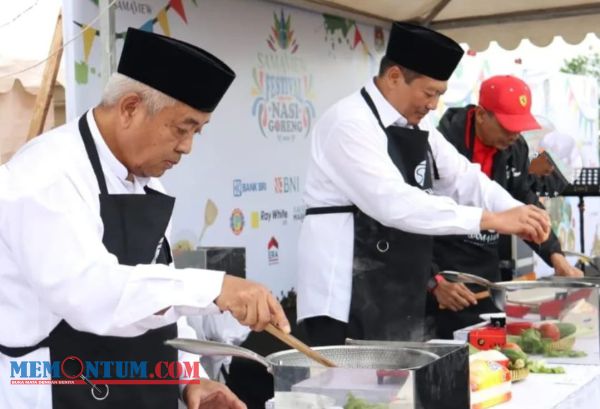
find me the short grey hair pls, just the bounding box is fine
[100,73,177,115]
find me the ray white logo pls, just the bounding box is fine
[261,209,289,224]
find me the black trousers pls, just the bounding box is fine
[300,316,348,346]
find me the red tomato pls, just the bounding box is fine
[538,323,560,341]
[503,342,523,352]
[506,322,533,336]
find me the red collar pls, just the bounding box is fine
[465,108,497,177]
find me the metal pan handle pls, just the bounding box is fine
[439,270,504,290]
[165,338,273,373]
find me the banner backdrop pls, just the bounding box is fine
[63,0,385,298]
[63,0,599,294]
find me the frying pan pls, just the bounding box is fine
[439,270,597,311]
[165,338,440,398]
[563,250,600,276]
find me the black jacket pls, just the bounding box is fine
[433,106,562,282]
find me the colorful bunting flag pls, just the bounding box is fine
[169,0,187,23]
[157,8,170,36]
[82,25,98,62]
[76,0,195,55]
[140,19,154,32]
[352,26,362,49]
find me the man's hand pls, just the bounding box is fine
[551,253,584,277]
[433,280,478,312]
[183,380,246,409]
[481,205,551,244]
[215,275,291,333]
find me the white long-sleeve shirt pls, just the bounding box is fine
[0,111,224,408]
[296,79,522,324]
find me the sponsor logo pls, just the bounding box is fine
[274,176,300,193]
[233,179,267,197]
[230,208,245,235]
[260,209,289,225]
[8,357,201,398]
[506,167,522,179]
[466,232,500,244]
[251,9,315,143]
[114,1,153,15]
[250,211,260,229]
[293,204,306,222]
[268,236,279,265]
[519,95,527,107]
[267,10,299,53]
[414,160,427,187]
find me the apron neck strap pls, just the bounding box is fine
[361,87,439,180]
[78,112,109,195]
[360,87,387,133]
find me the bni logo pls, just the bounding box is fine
[274,176,300,193]
[267,237,279,265]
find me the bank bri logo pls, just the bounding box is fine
[9,356,201,399]
[233,179,267,197]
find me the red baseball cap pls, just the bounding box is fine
[478,75,541,133]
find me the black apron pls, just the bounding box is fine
[429,113,505,338]
[0,114,179,408]
[433,111,508,283]
[306,88,437,341]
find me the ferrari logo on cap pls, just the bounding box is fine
[519,95,527,107]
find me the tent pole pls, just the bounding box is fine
[99,0,116,88]
[26,10,63,141]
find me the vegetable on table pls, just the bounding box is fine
[344,393,387,409]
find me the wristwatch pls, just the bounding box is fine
[426,274,445,293]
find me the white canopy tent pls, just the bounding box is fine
[2,0,599,164]
[0,59,64,164]
[0,0,64,164]
[276,0,600,50]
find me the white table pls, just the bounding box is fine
[502,364,600,409]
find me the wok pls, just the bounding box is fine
[165,339,440,404]
[166,338,439,373]
[439,270,598,311]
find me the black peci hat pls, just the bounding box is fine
[385,22,464,81]
[117,28,236,112]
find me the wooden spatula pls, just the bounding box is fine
[264,323,336,368]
